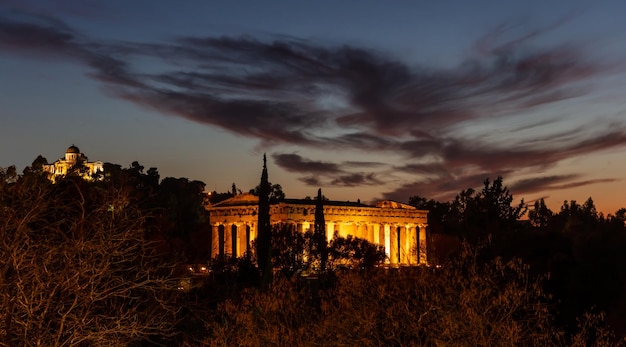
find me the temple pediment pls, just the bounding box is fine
[373,200,417,210]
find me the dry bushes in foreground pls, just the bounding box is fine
[204,246,622,347]
[0,176,181,347]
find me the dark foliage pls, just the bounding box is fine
[256,154,273,288]
[314,188,328,272]
[410,176,626,338]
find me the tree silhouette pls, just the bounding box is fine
[448,177,526,243]
[270,224,307,276]
[0,165,17,185]
[314,188,328,273]
[23,155,48,175]
[256,154,272,288]
[529,198,553,229]
[251,182,285,202]
[328,235,386,269]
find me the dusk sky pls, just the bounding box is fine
[2,1,626,214]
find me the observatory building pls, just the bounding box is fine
[43,145,103,181]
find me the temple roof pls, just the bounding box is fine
[211,193,259,207]
[209,194,414,210]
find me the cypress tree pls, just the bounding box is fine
[315,188,328,273]
[256,154,272,287]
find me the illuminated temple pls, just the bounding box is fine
[43,145,103,181]
[206,193,428,265]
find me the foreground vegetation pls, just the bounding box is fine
[204,252,620,346]
[1,159,626,345]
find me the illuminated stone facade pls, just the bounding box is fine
[206,193,428,265]
[43,145,103,181]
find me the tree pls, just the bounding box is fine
[477,176,527,226]
[270,224,307,276]
[256,154,272,288]
[269,183,285,202]
[615,208,626,222]
[156,177,210,261]
[251,182,285,202]
[0,174,180,346]
[22,155,48,175]
[529,198,553,229]
[328,235,386,269]
[555,199,601,234]
[231,183,241,196]
[450,177,526,242]
[0,165,17,186]
[314,188,328,272]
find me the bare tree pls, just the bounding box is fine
[0,175,180,346]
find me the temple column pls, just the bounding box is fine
[211,224,220,259]
[326,222,334,242]
[233,224,240,257]
[224,224,233,257]
[419,224,428,264]
[302,221,311,233]
[409,225,418,264]
[238,224,247,258]
[357,223,367,240]
[249,222,257,242]
[399,225,407,264]
[373,224,380,245]
[233,224,239,258]
[337,222,346,238]
[390,225,399,265]
[244,224,252,256]
[341,222,350,238]
[384,224,391,264]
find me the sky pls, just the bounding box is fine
[1,0,626,214]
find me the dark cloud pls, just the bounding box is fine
[510,175,580,194]
[343,161,387,168]
[381,171,513,203]
[394,163,450,177]
[1,0,113,20]
[299,176,321,186]
[330,173,382,187]
[1,12,625,202]
[384,173,620,205]
[549,178,619,190]
[273,153,341,174]
[510,175,619,195]
[273,153,383,188]
[0,14,79,55]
